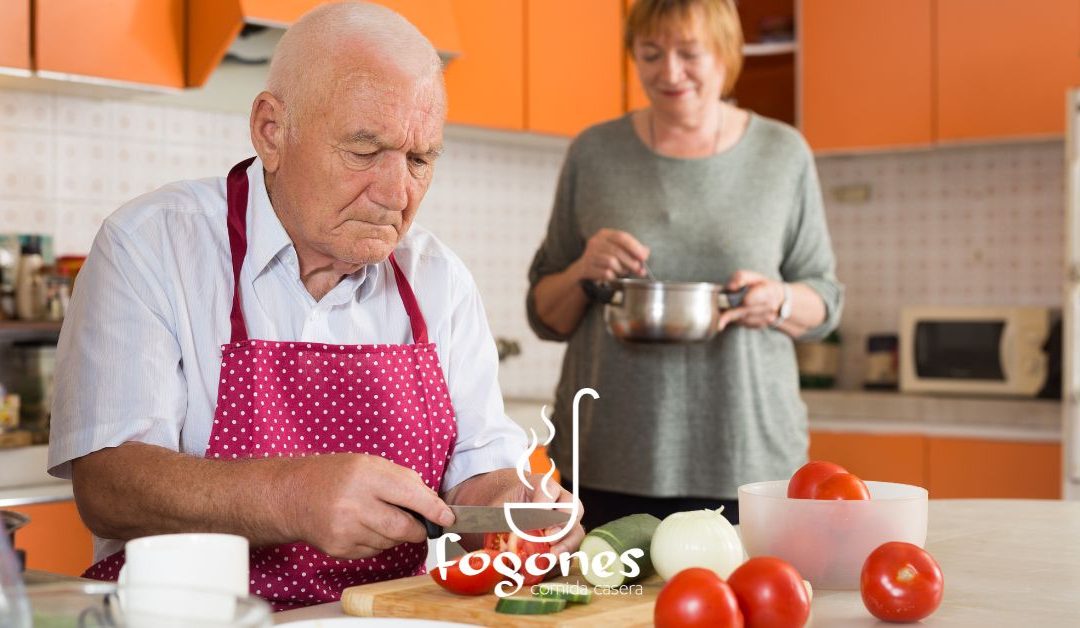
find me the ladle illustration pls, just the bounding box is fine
[505,387,596,544]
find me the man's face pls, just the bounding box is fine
[271,65,445,268]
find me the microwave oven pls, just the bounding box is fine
[899,306,1060,397]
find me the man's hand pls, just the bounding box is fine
[283,453,455,559]
[443,468,585,555]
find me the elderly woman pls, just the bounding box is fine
[527,0,843,529]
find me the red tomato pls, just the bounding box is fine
[430,549,503,596]
[861,542,944,622]
[654,567,744,628]
[483,530,553,586]
[727,557,811,628]
[813,472,871,500]
[787,461,848,498]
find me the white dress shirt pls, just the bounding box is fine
[49,158,527,561]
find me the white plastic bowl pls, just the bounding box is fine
[737,480,928,590]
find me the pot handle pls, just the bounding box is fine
[717,286,748,310]
[581,280,622,305]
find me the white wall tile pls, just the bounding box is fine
[0,87,1067,400]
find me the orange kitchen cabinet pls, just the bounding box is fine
[445,0,525,130]
[11,500,94,577]
[0,0,31,72]
[527,0,624,137]
[799,0,933,151]
[937,0,1080,141]
[927,437,1061,499]
[808,431,928,487]
[35,0,186,88]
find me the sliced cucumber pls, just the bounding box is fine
[533,582,593,604]
[580,513,662,587]
[495,597,567,615]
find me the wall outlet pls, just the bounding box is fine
[831,183,873,203]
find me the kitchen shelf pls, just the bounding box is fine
[0,320,62,343]
[744,41,797,57]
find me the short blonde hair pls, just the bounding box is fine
[625,0,744,96]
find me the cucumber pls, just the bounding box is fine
[533,582,593,604]
[495,597,567,615]
[579,513,662,587]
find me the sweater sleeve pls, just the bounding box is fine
[525,143,586,342]
[780,155,845,341]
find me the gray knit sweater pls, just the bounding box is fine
[526,112,844,498]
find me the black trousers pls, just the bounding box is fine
[565,481,740,532]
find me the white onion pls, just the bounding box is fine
[650,508,745,581]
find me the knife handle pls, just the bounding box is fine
[404,508,443,539]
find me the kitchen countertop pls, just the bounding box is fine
[505,391,1062,443]
[274,499,1080,626]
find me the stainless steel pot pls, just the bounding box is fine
[585,278,747,342]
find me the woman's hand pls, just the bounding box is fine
[717,269,786,331]
[575,229,650,282]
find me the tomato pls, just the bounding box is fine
[787,461,847,499]
[813,472,870,500]
[484,530,553,586]
[861,542,944,622]
[430,549,503,596]
[726,557,810,628]
[654,567,744,628]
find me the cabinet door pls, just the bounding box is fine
[808,431,928,487]
[445,0,524,130]
[799,0,933,150]
[528,0,624,136]
[937,0,1080,140]
[0,0,31,72]
[36,0,185,88]
[927,437,1062,498]
[11,500,94,577]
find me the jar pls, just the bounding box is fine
[864,334,899,390]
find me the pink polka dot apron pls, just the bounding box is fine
[83,157,458,611]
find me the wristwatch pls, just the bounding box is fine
[770,282,792,329]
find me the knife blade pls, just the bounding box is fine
[407,505,572,539]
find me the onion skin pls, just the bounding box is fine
[650,508,745,581]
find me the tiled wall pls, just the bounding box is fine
[0,88,1066,398]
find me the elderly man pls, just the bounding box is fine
[47,1,582,610]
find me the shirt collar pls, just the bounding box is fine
[242,157,381,303]
[245,158,292,277]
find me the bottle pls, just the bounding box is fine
[14,237,43,321]
[0,528,30,627]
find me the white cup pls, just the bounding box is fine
[119,533,250,624]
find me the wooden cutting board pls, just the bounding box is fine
[341,574,661,626]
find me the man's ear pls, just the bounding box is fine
[250,91,287,173]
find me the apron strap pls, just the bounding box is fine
[224,158,430,346]
[226,157,256,344]
[388,253,429,344]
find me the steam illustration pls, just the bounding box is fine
[514,406,560,499]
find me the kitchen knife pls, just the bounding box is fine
[407,506,571,539]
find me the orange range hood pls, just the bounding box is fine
[187,0,463,87]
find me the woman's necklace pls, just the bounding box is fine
[648,104,726,156]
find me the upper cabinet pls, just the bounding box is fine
[527,0,624,137]
[36,0,186,88]
[0,0,31,73]
[801,0,1080,151]
[937,0,1080,141]
[444,0,525,130]
[800,0,933,151]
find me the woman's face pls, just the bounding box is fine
[632,13,726,120]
